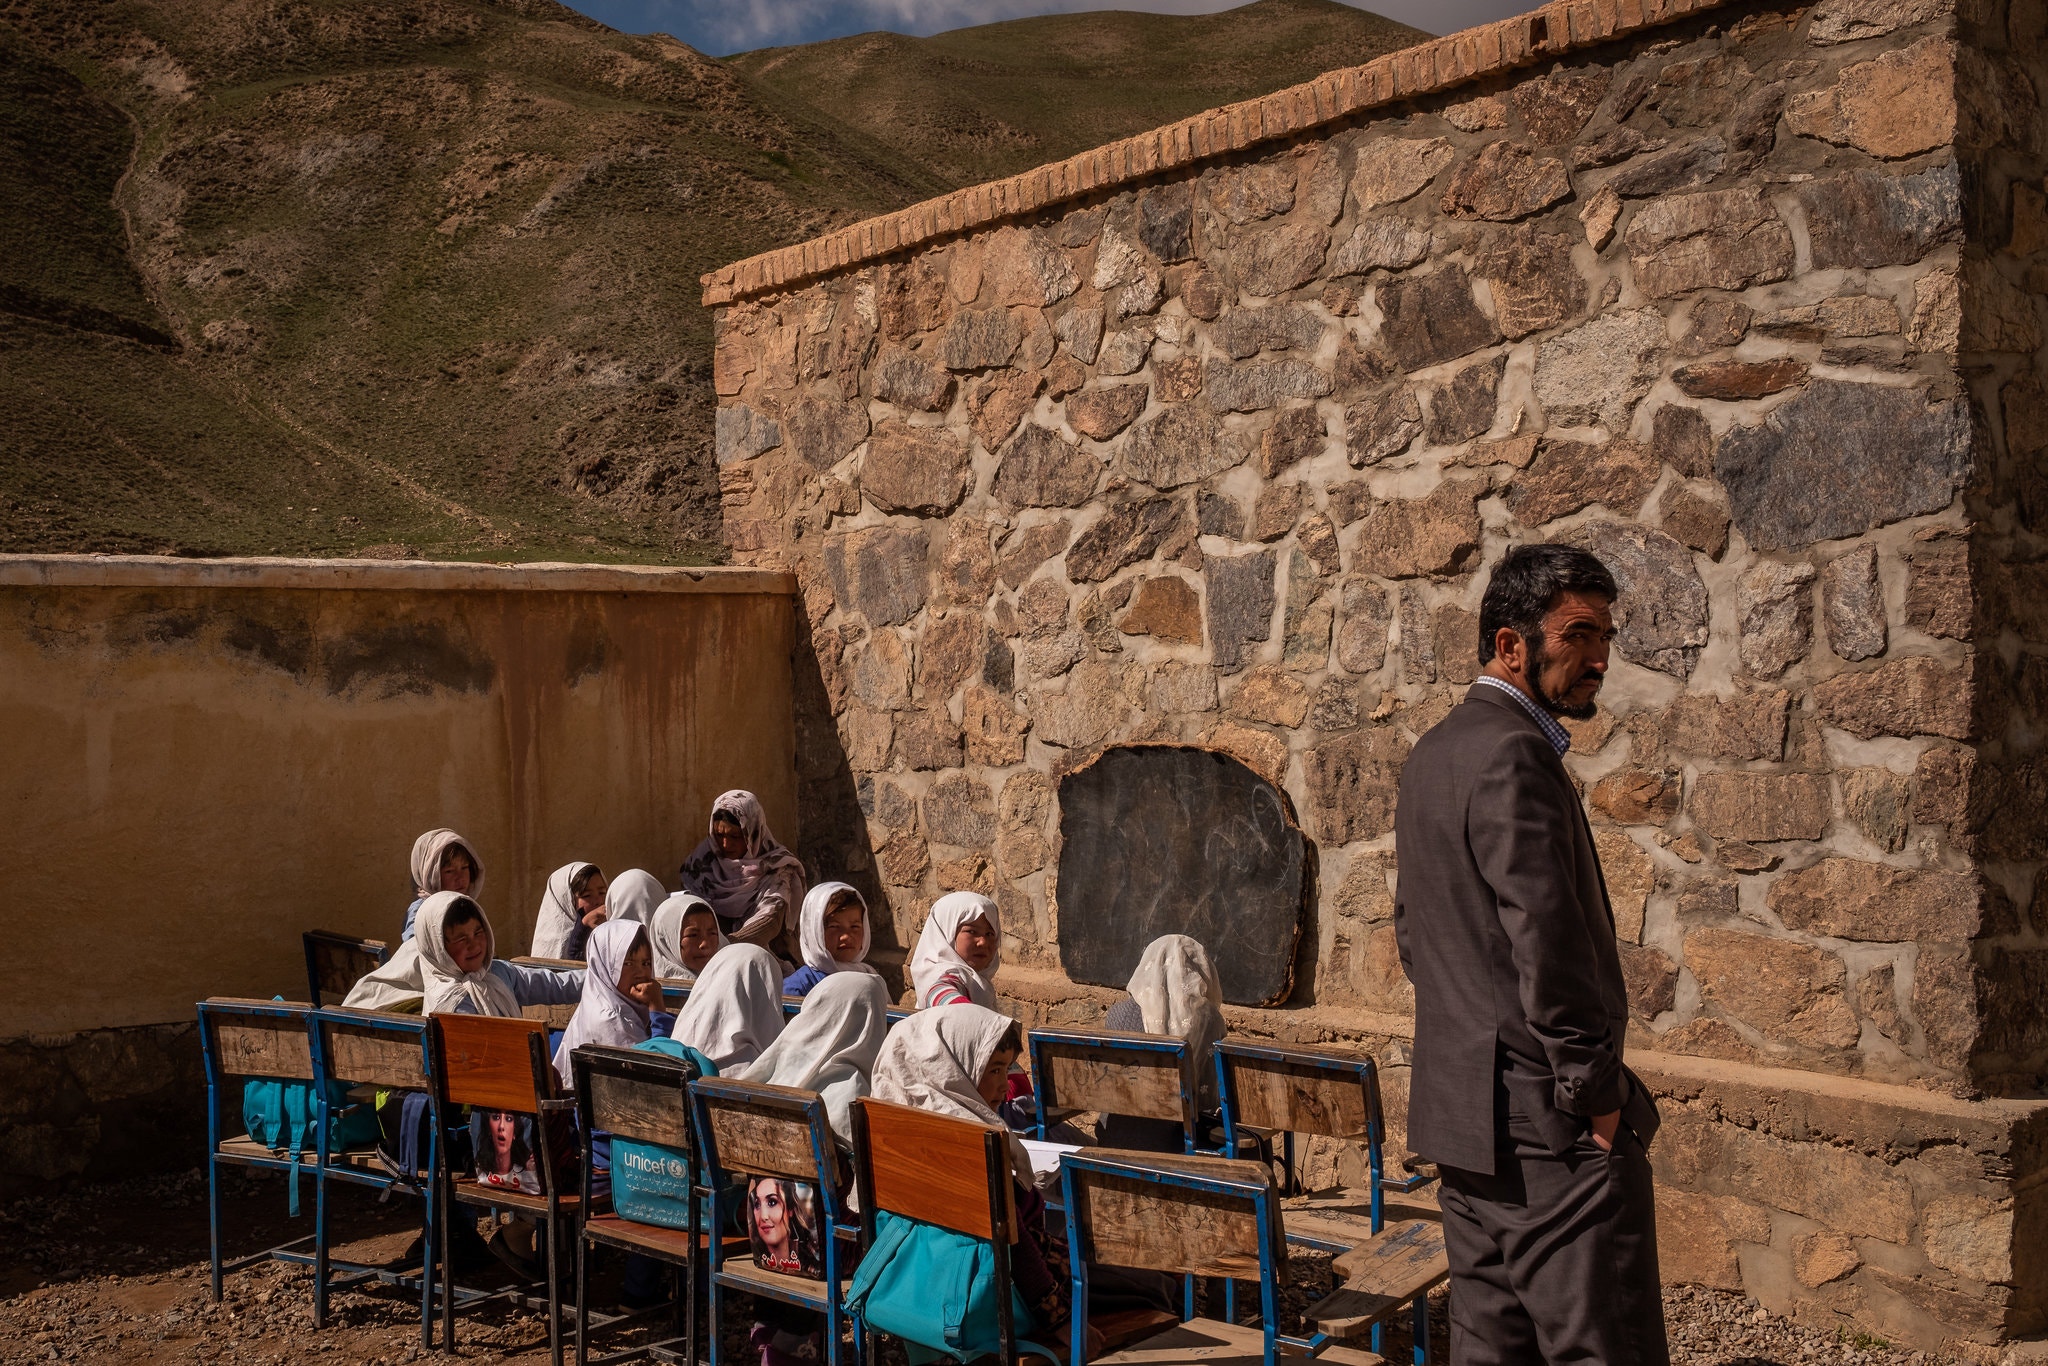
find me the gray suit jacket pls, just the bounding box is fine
[1393,683,1657,1175]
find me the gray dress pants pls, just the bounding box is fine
[1436,1102,1670,1366]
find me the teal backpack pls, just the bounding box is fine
[241,1073,381,1215]
[607,1039,720,1231]
[847,1209,1055,1366]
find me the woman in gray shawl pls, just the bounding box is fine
[679,790,807,954]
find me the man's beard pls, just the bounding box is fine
[1525,637,1600,720]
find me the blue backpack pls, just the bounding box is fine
[847,1210,1053,1366]
[241,1073,381,1215]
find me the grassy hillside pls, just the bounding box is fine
[0,0,1422,561]
[729,0,1424,188]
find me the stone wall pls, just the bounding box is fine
[703,0,2048,1349]
[0,555,797,1198]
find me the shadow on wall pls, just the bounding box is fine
[0,1023,206,1202]
[788,601,889,958]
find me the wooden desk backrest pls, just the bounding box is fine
[512,956,584,971]
[306,931,388,1007]
[1217,1043,1375,1140]
[858,1097,1015,1244]
[204,998,315,1081]
[695,1079,823,1184]
[1034,1030,1189,1124]
[522,1002,580,1030]
[317,1008,431,1091]
[1064,1149,1276,1281]
[576,1045,696,1150]
[433,1013,552,1111]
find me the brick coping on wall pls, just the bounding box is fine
[699,0,1733,306]
[0,554,797,595]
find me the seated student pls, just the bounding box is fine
[741,973,891,1142]
[783,882,880,998]
[553,920,664,1089]
[1099,934,1228,1152]
[909,891,1002,1010]
[650,892,725,983]
[401,829,484,943]
[667,943,786,1070]
[679,791,807,954]
[864,1006,1098,1360]
[531,861,610,960]
[604,868,665,927]
[416,891,584,1017]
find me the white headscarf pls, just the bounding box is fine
[910,892,1002,1010]
[872,1005,1031,1180]
[343,939,424,1013]
[410,829,484,901]
[554,919,653,1088]
[1128,934,1227,1098]
[798,882,879,980]
[650,892,726,982]
[415,892,522,1018]
[531,861,600,958]
[668,943,786,1069]
[740,974,891,1141]
[607,869,665,926]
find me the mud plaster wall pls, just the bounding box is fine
[0,558,799,1040]
[706,0,2048,1346]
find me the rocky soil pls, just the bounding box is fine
[0,1169,1956,1365]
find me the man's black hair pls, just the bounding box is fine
[1477,543,1618,666]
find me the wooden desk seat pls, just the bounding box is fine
[1096,1318,1385,1366]
[580,1211,742,1260]
[1302,1220,1449,1341]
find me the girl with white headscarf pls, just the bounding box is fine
[606,869,665,926]
[909,892,1002,1010]
[679,791,807,951]
[783,882,880,998]
[401,829,484,943]
[553,920,658,1088]
[668,943,786,1069]
[413,891,583,1018]
[650,892,726,982]
[740,974,890,1142]
[1101,934,1228,1150]
[530,861,610,960]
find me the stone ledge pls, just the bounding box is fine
[0,554,797,596]
[699,0,1732,306]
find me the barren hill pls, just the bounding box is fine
[0,0,1422,561]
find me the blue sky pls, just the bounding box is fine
[562,0,1522,57]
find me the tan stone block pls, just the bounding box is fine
[1684,927,1860,1051]
[1564,707,1617,756]
[1912,943,1981,1072]
[1904,536,1971,641]
[935,853,996,896]
[1792,1229,1861,1287]
[1202,719,1289,787]
[963,685,1030,766]
[995,828,1048,879]
[876,829,930,888]
[1922,1195,2014,1283]
[1596,828,1653,942]
[1350,479,1483,579]
[1656,1186,1773,1291]
[1688,772,1832,842]
[1303,726,1410,843]
[1912,744,1974,826]
[1842,766,1912,852]
[842,707,893,771]
[916,612,984,704]
[1117,575,1203,645]
[1660,485,1730,559]
[1331,852,1395,926]
[1227,667,1312,728]
[1148,660,1218,715]
[1815,657,1974,741]
[1581,183,1622,250]
[1591,769,1681,825]
[1784,37,1957,161]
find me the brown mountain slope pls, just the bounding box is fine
[729,0,1425,188]
[0,0,1421,561]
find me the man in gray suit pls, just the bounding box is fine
[1395,543,1667,1365]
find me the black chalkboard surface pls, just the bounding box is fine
[1056,745,1307,1006]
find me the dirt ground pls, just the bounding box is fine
[1,1168,1953,1366]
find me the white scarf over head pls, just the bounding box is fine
[668,943,786,1069]
[650,892,725,982]
[554,919,653,1088]
[415,892,522,1018]
[531,861,599,959]
[1128,933,1227,1070]
[410,829,483,902]
[343,939,424,1013]
[871,1004,1031,1180]
[679,790,807,939]
[606,869,665,926]
[798,881,879,979]
[740,973,890,1141]
[910,891,1001,1010]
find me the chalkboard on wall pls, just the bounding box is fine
[1055,745,1307,1007]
